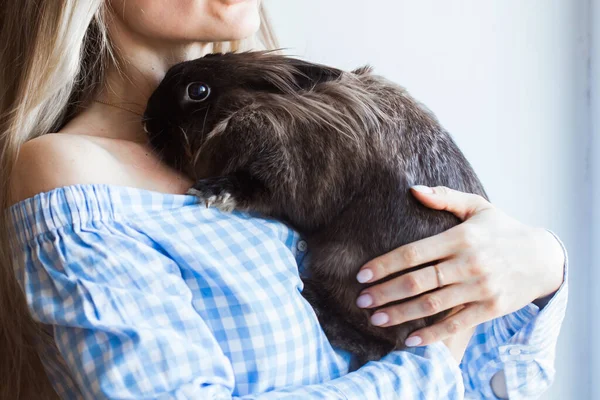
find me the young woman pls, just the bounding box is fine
[0,1,567,399]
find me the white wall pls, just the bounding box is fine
[265,1,592,398]
[591,0,600,399]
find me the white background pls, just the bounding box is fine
[265,1,594,399]
[591,0,599,399]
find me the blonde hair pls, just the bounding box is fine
[0,2,277,398]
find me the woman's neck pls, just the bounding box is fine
[62,37,211,143]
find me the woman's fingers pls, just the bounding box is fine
[365,282,479,327]
[411,185,494,221]
[357,228,461,284]
[357,265,441,307]
[357,259,472,307]
[356,185,494,284]
[405,302,491,347]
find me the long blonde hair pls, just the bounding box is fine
[0,2,277,398]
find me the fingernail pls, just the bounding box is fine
[412,185,434,194]
[356,269,373,283]
[371,312,389,326]
[356,294,373,308]
[405,336,423,347]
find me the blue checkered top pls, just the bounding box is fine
[9,184,568,399]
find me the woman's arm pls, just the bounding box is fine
[244,344,464,399]
[462,251,568,399]
[354,186,566,345]
[21,220,465,400]
[352,185,568,398]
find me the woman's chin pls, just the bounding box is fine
[219,14,261,39]
[205,0,262,40]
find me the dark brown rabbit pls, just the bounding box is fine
[143,51,488,365]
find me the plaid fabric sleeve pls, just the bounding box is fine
[461,232,569,399]
[26,221,240,399]
[23,219,464,400]
[245,344,465,400]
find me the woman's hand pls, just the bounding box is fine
[355,185,565,347]
[442,324,476,364]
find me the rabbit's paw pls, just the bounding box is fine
[188,177,239,212]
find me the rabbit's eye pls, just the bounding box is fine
[187,82,211,101]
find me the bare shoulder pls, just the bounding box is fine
[10,133,193,205]
[9,134,124,204]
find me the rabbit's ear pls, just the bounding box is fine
[352,65,373,76]
[286,58,343,89]
[236,53,344,94]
